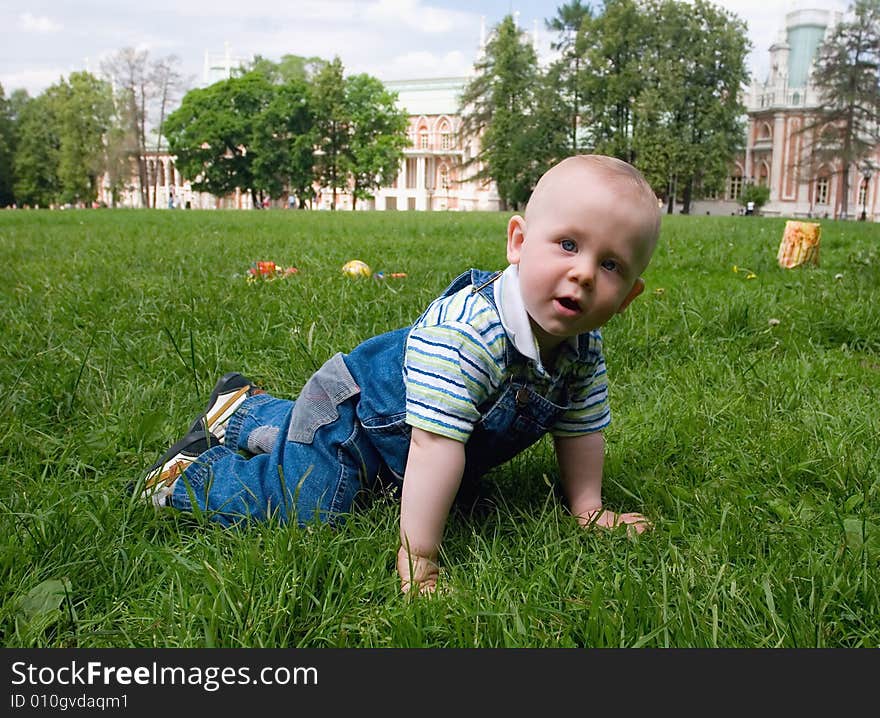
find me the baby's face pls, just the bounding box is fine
[507,164,656,352]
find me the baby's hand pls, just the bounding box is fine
[397,545,440,594]
[578,508,652,535]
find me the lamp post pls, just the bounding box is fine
[861,163,873,221]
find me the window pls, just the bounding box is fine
[441,132,452,150]
[419,131,428,149]
[439,165,450,190]
[816,177,829,204]
[729,175,743,200]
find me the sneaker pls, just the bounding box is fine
[141,430,220,507]
[188,372,264,443]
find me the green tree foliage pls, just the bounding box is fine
[13,90,61,207]
[739,182,771,210]
[311,57,350,210]
[545,1,593,152]
[247,54,327,84]
[344,74,408,210]
[11,74,114,207]
[252,77,316,206]
[163,72,276,204]
[56,72,114,205]
[577,0,646,162]
[632,0,749,213]
[0,84,15,206]
[558,0,749,212]
[805,0,880,218]
[164,54,407,210]
[460,15,544,209]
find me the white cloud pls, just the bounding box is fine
[19,13,61,33]
[373,49,472,80]
[0,68,68,96]
[363,0,472,34]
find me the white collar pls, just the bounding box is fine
[493,264,578,369]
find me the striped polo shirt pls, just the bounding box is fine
[403,266,610,442]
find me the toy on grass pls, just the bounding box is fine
[342,259,372,278]
[246,261,299,282]
[374,271,408,280]
[777,221,820,268]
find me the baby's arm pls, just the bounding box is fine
[554,432,651,533]
[397,427,466,593]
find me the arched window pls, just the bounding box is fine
[439,164,450,190]
[729,174,743,200]
[816,177,830,205]
[439,120,452,150]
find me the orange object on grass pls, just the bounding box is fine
[777,221,820,268]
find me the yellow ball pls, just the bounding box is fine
[342,259,372,278]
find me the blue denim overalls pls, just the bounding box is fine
[170,269,586,527]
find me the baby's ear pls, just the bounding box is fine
[616,278,645,314]
[506,215,526,265]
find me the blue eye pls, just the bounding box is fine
[560,239,577,252]
[601,259,619,272]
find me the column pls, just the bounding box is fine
[416,156,426,210]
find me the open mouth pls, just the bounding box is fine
[557,297,580,312]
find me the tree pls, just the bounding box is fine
[101,48,151,207]
[739,182,770,212]
[163,72,275,205]
[545,1,593,152]
[56,72,114,205]
[577,0,647,162]
[344,74,408,210]
[460,15,543,209]
[247,54,327,84]
[805,0,880,219]
[629,0,749,213]
[0,84,14,206]
[13,90,61,207]
[251,77,316,207]
[150,56,187,207]
[311,57,350,210]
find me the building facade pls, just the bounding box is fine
[730,8,878,220]
[316,77,499,212]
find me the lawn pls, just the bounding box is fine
[1,207,878,647]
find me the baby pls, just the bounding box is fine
[141,154,661,593]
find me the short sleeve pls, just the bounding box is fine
[404,322,504,442]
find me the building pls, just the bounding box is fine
[100,72,499,211]
[732,7,878,220]
[316,77,500,212]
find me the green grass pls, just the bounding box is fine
[0,208,878,647]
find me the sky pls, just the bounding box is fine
[0,0,851,99]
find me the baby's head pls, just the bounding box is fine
[506,155,660,350]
